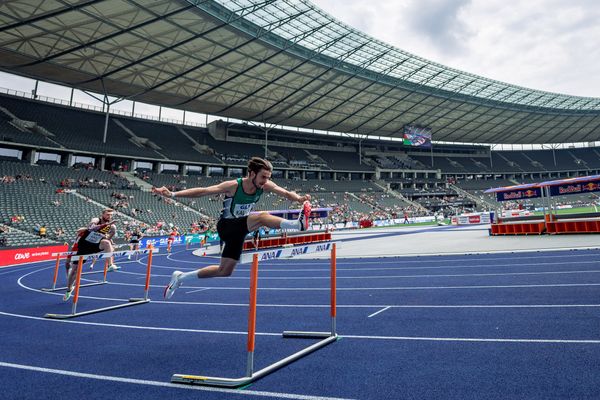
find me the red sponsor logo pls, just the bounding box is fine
[0,244,68,267]
[558,185,581,194]
[468,216,481,223]
[503,192,522,200]
[14,252,30,260]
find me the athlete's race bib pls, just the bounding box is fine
[84,231,104,244]
[233,203,254,217]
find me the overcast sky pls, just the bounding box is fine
[311,0,600,98]
[1,0,598,117]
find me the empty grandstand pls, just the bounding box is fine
[3,88,600,247]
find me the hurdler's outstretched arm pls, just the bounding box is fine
[263,181,311,203]
[152,181,237,198]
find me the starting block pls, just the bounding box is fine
[171,241,339,387]
[44,247,158,319]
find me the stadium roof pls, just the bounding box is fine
[1,0,600,144]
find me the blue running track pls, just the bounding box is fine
[1,246,600,399]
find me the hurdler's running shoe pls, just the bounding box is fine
[298,201,311,231]
[107,264,121,272]
[164,270,183,299]
[63,288,73,302]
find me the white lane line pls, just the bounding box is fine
[368,307,391,318]
[247,250,600,265]
[18,268,600,292]
[1,311,599,345]
[17,269,600,310]
[21,275,600,309]
[0,309,278,335]
[0,361,352,400]
[16,267,600,308]
[185,288,210,294]
[123,254,600,271]
[0,264,48,276]
[83,281,600,291]
[248,260,600,272]
[116,269,600,280]
[341,334,600,344]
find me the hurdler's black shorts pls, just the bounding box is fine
[217,216,249,261]
[72,238,102,267]
[76,238,102,256]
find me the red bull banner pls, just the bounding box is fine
[549,181,600,196]
[496,187,542,202]
[486,175,600,202]
[0,244,69,267]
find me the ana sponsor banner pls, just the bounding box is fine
[0,244,69,267]
[139,235,184,249]
[240,241,337,264]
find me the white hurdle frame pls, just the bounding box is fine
[44,248,158,319]
[43,251,109,292]
[171,241,339,388]
[43,243,132,292]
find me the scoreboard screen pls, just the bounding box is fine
[403,125,432,148]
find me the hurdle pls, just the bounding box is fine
[242,207,333,251]
[44,247,158,319]
[42,251,108,292]
[171,240,339,387]
[42,243,133,292]
[243,229,332,251]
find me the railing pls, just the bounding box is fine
[0,87,205,128]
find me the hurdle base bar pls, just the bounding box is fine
[44,299,149,319]
[282,331,333,339]
[81,270,107,276]
[41,281,106,292]
[171,334,337,388]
